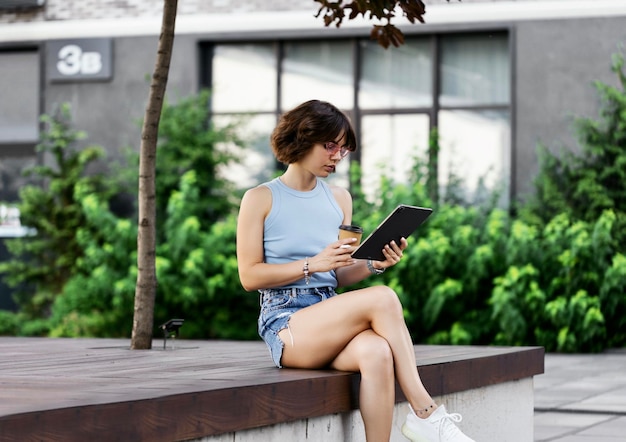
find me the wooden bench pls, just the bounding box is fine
[0,337,544,441]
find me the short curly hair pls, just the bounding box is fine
[270,100,357,165]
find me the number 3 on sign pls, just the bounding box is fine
[57,44,103,76]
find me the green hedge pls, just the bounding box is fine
[36,175,623,352]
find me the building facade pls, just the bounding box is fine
[1,0,626,205]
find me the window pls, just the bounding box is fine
[360,114,430,198]
[440,34,510,106]
[282,40,354,110]
[0,49,40,202]
[213,113,277,189]
[0,50,40,146]
[438,109,510,204]
[211,44,277,113]
[360,38,432,109]
[205,31,510,204]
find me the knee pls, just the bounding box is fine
[357,335,394,378]
[369,286,403,317]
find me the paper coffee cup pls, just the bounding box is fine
[338,224,363,245]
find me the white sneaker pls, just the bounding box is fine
[401,404,475,442]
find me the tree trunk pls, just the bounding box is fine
[130,0,178,350]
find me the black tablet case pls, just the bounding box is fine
[351,205,432,261]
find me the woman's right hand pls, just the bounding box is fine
[309,238,358,273]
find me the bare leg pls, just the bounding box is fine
[278,286,437,439]
[330,330,395,442]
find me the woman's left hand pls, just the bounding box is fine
[376,237,408,270]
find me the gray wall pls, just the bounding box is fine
[514,16,626,197]
[44,34,199,166]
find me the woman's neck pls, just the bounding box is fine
[280,165,317,192]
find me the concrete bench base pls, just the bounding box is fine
[195,378,533,442]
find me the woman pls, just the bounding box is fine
[236,99,474,442]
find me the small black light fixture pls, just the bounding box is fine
[160,318,184,350]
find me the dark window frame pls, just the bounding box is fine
[199,27,513,200]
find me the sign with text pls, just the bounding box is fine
[46,38,113,82]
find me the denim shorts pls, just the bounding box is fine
[258,286,337,368]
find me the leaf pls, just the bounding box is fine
[313,0,431,48]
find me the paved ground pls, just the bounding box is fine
[534,350,626,441]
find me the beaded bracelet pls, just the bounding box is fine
[303,257,310,285]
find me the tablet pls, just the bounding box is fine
[351,205,432,261]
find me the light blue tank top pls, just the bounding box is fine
[262,177,344,289]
